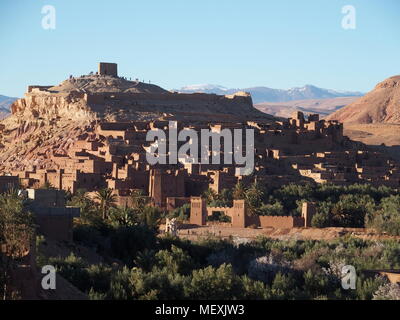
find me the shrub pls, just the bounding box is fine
[169,203,190,222]
[185,264,242,300]
[330,194,375,228]
[73,225,103,248]
[366,195,400,235]
[155,245,194,275]
[110,225,157,266]
[373,282,400,300]
[48,253,91,291]
[311,212,330,228]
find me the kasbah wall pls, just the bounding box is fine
[190,197,316,229]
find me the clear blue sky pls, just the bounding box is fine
[0,0,399,97]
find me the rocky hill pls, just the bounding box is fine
[9,74,270,122]
[0,70,272,172]
[49,75,169,94]
[326,75,400,124]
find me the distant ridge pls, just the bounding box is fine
[256,97,360,118]
[175,84,363,104]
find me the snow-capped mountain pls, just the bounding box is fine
[175,84,364,104]
[180,84,229,93]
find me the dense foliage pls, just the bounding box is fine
[0,190,35,299]
[49,226,400,300]
[42,185,400,300]
[217,182,399,232]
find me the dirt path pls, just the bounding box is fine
[172,225,400,242]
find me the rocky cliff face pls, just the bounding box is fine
[326,76,400,124]
[10,91,94,121]
[9,75,268,122]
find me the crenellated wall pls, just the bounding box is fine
[192,198,310,229]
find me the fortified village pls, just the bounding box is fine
[1,63,400,299]
[0,63,399,232]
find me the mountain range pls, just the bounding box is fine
[175,84,364,104]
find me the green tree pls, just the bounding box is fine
[258,202,285,216]
[110,226,157,266]
[139,206,162,231]
[203,188,218,205]
[245,181,266,214]
[155,245,193,275]
[218,189,233,207]
[0,190,35,299]
[331,194,375,228]
[233,182,246,200]
[366,195,400,235]
[108,206,138,227]
[133,249,156,272]
[94,188,117,220]
[271,272,297,300]
[68,189,100,224]
[130,189,149,211]
[169,203,190,222]
[186,264,240,300]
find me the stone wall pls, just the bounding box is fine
[192,198,311,229]
[258,216,305,229]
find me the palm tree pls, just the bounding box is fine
[133,249,155,272]
[68,189,98,222]
[70,189,91,207]
[245,181,266,214]
[203,188,218,205]
[233,181,246,200]
[130,189,149,211]
[0,190,34,300]
[140,206,162,231]
[108,206,137,227]
[94,188,117,220]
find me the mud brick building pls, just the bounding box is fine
[1,64,399,226]
[5,112,399,213]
